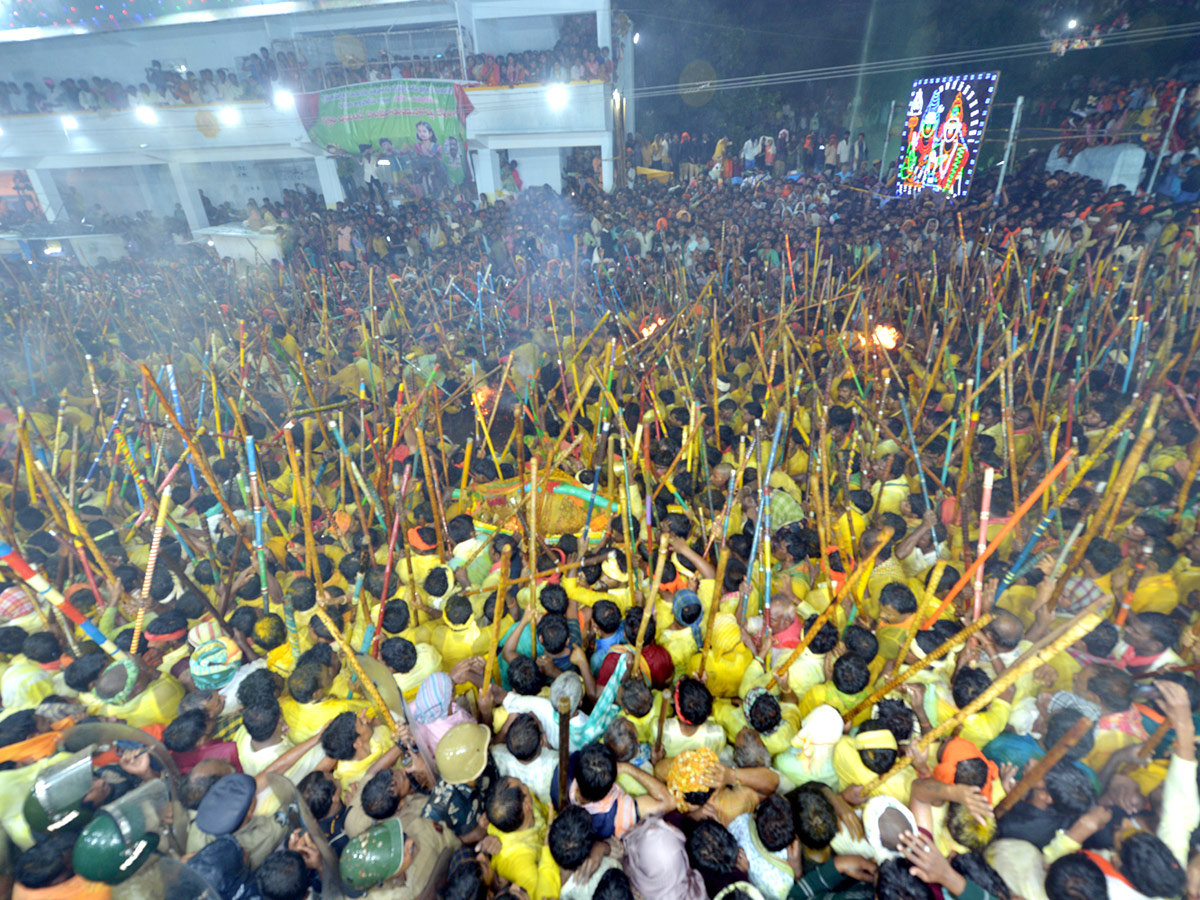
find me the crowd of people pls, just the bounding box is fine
[0,12,617,116]
[1028,74,1200,167]
[5,36,1200,900]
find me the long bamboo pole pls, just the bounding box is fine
[859,600,1104,796]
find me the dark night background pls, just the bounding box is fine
[621,0,1200,167]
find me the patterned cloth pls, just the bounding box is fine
[1057,576,1108,616]
[666,746,719,811]
[422,758,496,837]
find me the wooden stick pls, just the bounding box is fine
[842,613,993,723]
[480,546,513,692]
[632,533,671,675]
[994,716,1094,815]
[310,603,399,737]
[860,601,1104,797]
[1134,717,1174,762]
[766,526,895,690]
[557,695,571,810]
[131,493,172,655]
[923,450,1076,626]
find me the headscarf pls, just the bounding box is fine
[709,614,744,656]
[862,795,918,861]
[100,659,140,706]
[412,672,454,724]
[832,728,897,792]
[190,639,242,691]
[932,737,1000,802]
[412,671,472,764]
[788,704,842,781]
[622,817,707,900]
[666,746,718,811]
[406,527,437,552]
[672,590,703,644]
[0,585,33,621]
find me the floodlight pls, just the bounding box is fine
[546,83,569,111]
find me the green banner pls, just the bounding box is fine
[299,79,471,186]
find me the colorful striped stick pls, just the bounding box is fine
[940,419,957,486]
[996,505,1059,600]
[742,413,785,618]
[113,427,147,512]
[246,436,270,614]
[278,425,307,663]
[131,493,172,655]
[973,466,995,620]
[371,471,408,659]
[79,397,128,488]
[50,391,66,479]
[167,365,200,491]
[0,541,133,663]
[924,449,1076,626]
[327,419,388,534]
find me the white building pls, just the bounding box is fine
[0,0,633,233]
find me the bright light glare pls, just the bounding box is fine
[61,115,78,130]
[1067,18,1077,27]
[217,106,241,126]
[546,83,569,111]
[633,31,640,44]
[134,105,158,125]
[273,90,295,110]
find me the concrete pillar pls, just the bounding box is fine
[314,156,346,208]
[472,148,503,199]
[167,162,208,234]
[596,1,611,55]
[133,165,171,217]
[26,170,66,223]
[601,132,613,193]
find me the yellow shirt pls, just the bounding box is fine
[393,643,443,701]
[488,799,560,900]
[434,619,490,671]
[658,627,699,679]
[871,477,911,516]
[797,683,872,727]
[934,697,1011,748]
[90,675,185,729]
[278,695,369,743]
[1130,572,1179,615]
[332,726,393,794]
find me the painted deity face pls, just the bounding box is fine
[942,94,966,140]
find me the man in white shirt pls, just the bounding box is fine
[491,712,557,805]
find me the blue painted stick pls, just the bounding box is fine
[245,436,270,613]
[80,397,129,488]
[167,365,200,491]
[741,414,785,618]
